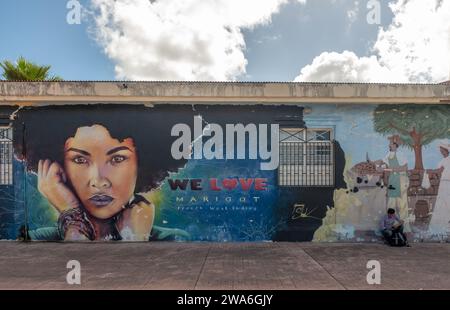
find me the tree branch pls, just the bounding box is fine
[388,122,411,136]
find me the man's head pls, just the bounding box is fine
[389,141,399,152]
[387,208,396,217]
[440,146,449,158]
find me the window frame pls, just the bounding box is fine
[278,127,335,188]
[0,126,13,186]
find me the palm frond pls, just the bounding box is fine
[0,57,63,81]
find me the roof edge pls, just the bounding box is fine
[1,81,449,105]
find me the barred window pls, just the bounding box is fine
[0,127,13,185]
[278,128,334,187]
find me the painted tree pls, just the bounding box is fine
[0,57,62,81]
[373,104,450,170]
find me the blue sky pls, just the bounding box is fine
[242,0,393,81]
[0,0,114,80]
[0,0,448,82]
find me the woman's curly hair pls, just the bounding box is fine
[13,104,188,192]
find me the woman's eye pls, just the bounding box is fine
[73,156,87,164]
[111,155,127,164]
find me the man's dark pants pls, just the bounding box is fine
[382,225,407,243]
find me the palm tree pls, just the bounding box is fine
[0,57,62,81]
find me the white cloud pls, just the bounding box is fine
[295,0,450,83]
[255,34,282,44]
[90,0,305,81]
[294,51,398,82]
[374,0,450,83]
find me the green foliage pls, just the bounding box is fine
[373,104,450,148]
[0,57,62,81]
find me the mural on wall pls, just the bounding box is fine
[0,103,449,242]
[13,105,191,241]
[313,104,450,242]
[5,104,336,242]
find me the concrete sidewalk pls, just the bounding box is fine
[0,242,449,290]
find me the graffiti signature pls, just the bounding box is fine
[291,204,321,221]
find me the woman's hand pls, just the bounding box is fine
[118,200,155,241]
[38,159,80,213]
[64,227,90,241]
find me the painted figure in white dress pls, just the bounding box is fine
[429,141,450,236]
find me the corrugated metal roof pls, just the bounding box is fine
[0,79,448,86]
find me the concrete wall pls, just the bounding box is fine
[0,82,449,242]
[1,81,450,105]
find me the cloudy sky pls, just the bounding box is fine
[1,0,449,82]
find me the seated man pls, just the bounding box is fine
[379,208,410,246]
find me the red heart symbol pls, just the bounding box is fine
[222,178,238,190]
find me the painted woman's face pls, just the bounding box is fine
[64,125,138,220]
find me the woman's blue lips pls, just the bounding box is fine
[88,195,114,207]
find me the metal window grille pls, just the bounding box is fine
[0,127,13,185]
[278,128,334,187]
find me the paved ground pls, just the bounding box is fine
[0,242,449,290]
